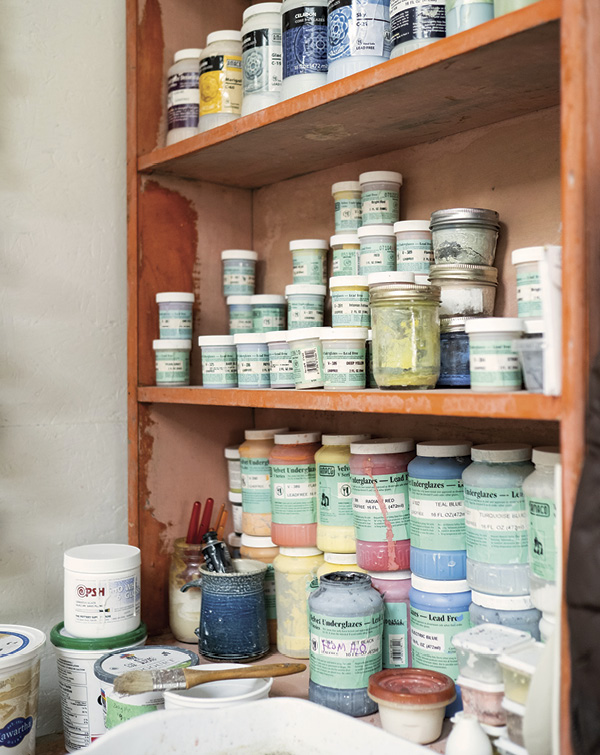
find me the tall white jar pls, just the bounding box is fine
[200,31,243,132]
[242,3,283,115]
[166,49,202,146]
[281,0,329,99]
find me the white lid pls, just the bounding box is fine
[394,220,431,233]
[244,427,289,440]
[206,30,243,46]
[511,246,546,265]
[330,234,360,246]
[524,319,544,336]
[156,291,195,303]
[95,646,197,683]
[321,327,368,341]
[173,49,202,62]
[501,697,526,716]
[228,491,242,503]
[198,335,234,346]
[357,224,395,238]
[64,544,141,573]
[285,284,327,296]
[243,3,283,22]
[368,570,411,581]
[367,329,372,340]
[414,274,430,285]
[471,591,535,611]
[367,271,415,286]
[0,626,46,670]
[465,317,524,334]
[350,438,415,455]
[241,533,277,548]
[289,239,329,251]
[495,737,528,755]
[279,547,323,557]
[321,434,371,445]
[498,641,544,676]
[234,333,266,345]
[359,171,403,185]
[452,624,533,656]
[264,330,290,343]
[456,675,505,694]
[471,444,532,463]
[224,445,240,459]
[331,181,361,194]
[324,552,358,564]
[329,275,367,288]
[153,339,192,350]
[532,446,561,465]
[411,575,470,594]
[221,249,258,261]
[251,294,286,305]
[227,295,253,305]
[286,327,327,343]
[274,431,321,444]
[228,532,242,547]
[416,440,472,457]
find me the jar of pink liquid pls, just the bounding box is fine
[370,570,412,669]
[350,439,415,571]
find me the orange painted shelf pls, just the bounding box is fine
[137,385,561,420]
[138,0,560,188]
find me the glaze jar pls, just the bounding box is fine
[240,533,279,644]
[265,330,295,389]
[330,233,361,275]
[430,208,500,265]
[322,327,368,390]
[198,335,237,389]
[153,340,191,386]
[465,318,524,392]
[156,292,194,339]
[308,573,384,716]
[226,295,254,335]
[221,249,258,296]
[370,571,412,669]
[241,3,283,116]
[290,239,328,285]
[199,31,243,132]
[394,220,434,274]
[446,0,493,35]
[360,171,403,225]
[224,445,241,493]
[168,538,203,643]
[469,591,541,641]
[331,182,362,233]
[349,438,415,571]
[281,0,328,99]
[285,284,327,329]
[166,50,202,146]
[270,431,322,547]
[251,295,287,333]
[287,327,326,389]
[357,224,396,275]
[437,316,471,388]
[511,246,544,320]
[428,263,498,318]
[234,333,270,388]
[330,276,370,328]
[390,1,446,58]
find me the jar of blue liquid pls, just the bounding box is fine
[409,441,472,580]
[308,572,384,716]
[437,317,471,387]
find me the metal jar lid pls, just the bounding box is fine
[429,263,498,285]
[430,208,500,230]
[369,282,441,304]
[440,316,474,333]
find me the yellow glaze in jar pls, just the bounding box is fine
[240,533,279,644]
[316,552,366,578]
[273,547,324,658]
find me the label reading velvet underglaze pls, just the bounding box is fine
[469,340,522,388]
[318,463,353,526]
[361,190,399,224]
[383,601,409,668]
[243,28,282,95]
[200,55,242,116]
[241,457,272,514]
[327,0,391,63]
[390,0,445,46]
[516,270,542,318]
[409,477,465,551]
[410,606,470,679]
[167,71,200,130]
[331,291,370,327]
[334,201,362,232]
[271,464,317,524]
[359,240,396,274]
[396,239,434,273]
[323,346,366,388]
[333,247,360,275]
[283,6,328,79]
[352,472,409,541]
[309,610,383,688]
[464,485,528,564]
[527,496,556,581]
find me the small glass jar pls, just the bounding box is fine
[285,284,327,329]
[166,49,202,146]
[428,263,498,318]
[224,445,241,493]
[287,327,326,389]
[265,330,295,389]
[226,295,254,335]
[465,318,524,393]
[437,316,471,388]
[470,590,541,641]
[394,220,434,274]
[445,0,494,37]
[153,339,191,386]
[359,171,403,225]
[234,333,270,388]
[221,249,258,296]
[251,294,287,333]
[431,208,500,265]
[390,1,445,58]
[331,183,362,234]
[290,239,328,286]
[370,570,412,669]
[330,276,370,328]
[200,31,243,132]
[511,246,544,320]
[357,224,396,275]
[156,292,195,339]
[369,278,441,389]
[198,335,237,388]
[322,327,368,390]
[241,3,283,116]
[330,234,361,276]
[169,538,203,643]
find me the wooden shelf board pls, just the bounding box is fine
[138,0,560,188]
[137,385,561,420]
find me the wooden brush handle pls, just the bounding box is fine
[183,662,306,688]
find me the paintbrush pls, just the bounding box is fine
[113,662,306,695]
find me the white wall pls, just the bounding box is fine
[0,1,127,735]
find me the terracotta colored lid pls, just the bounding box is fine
[368,668,455,706]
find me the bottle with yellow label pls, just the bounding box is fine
[200,31,243,133]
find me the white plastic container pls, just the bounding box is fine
[229,491,243,534]
[330,233,360,276]
[497,641,543,705]
[285,284,327,329]
[224,446,242,493]
[287,327,326,389]
[234,333,270,388]
[281,0,328,99]
[501,696,526,747]
[359,171,403,225]
[457,675,506,727]
[241,3,283,116]
[511,246,544,320]
[156,292,195,339]
[153,339,192,386]
[265,330,295,388]
[226,295,254,335]
[198,335,238,388]
[221,249,258,296]
[0,625,46,755]
[390,1,445,57]
[394,220,434,274]
[164,663,272,710]
[50,622,147,751]
[452,624,533,685]
[166,49,202,146]
[200,31,243,132]
[290,239,328,285]
[321,327,368,390]
[330,276,370,328]
[465,318,524,392]
[251,294,287,332]
[357,224,396,275]
[64,544,141,639]
[331,182,362,234]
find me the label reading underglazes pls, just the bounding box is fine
[271,463,317,524]
[200,55,242,116]
[516,270,542,318]
[410,606,470,680]
[318,463,353,527]
[334,200,362,232]
[359,240,396,274]
[282,6,328,78]
[396,239,434,273]
[241,457,272,514]
[409,477,466,551]
[352,472,409,542]
[463,485,528,564]
[469,340,522,388]
[327,0,391,63]
[331,291,370,327]
[333,247,360,275]
[383,601,409,668]
[242,28,282,95]
[361,190,399,224]
[390,0,445,47]
[527,496,556,581]
[167,71,200,130]
[309,610,383,688]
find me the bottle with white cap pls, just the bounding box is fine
[166,49,202,146]
[200,31,243,132]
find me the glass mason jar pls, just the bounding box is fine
[370,280,441,389]
[169,538,203,643]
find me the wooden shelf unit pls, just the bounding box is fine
[128,3,600,752]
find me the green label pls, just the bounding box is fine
[359,241,395,275]
[155,351,189,383]
[334,199,362,232]
[351,472,409,542]
[410,607,470,680]
[201,348,237,385]
[241,457,272,514]
[331,290,370,328]
[105,697,158,729]
[271,464,317,524]
[291,343,324,386]
[409,477,466,551]
[229,313,253,334]
[292,250,327,285]
[309,610,383,688]
[516,270,542,318]
[527,496,556,581]
[288,297,325,328]
[361,190,399,225]
[470,340,522,388]
[264,564,277,619]
[223,261,255,293]
[383,601,409,669]
[252,305,286,333]
[318,463,353,527]
[464,485,528,564]
[159,309,192,337]
[396,239,433,273]
[332,248,360,275]
[323,346,366,389]
[268,347,294,386]
[237,349,270,387]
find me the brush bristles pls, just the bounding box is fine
[113,668,187,695]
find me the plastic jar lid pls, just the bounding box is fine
[456,675,504,693]
[367,271,415,286]
[221,249,258,261]
[206,30,243,46]
[368,570,411,580]
[264,330,290,343]
[471,444,532,462]
[243,2,282,22]
[452,624,532,655]
[321,434,371,445]
[279,547,323,557]
[156,292,195,303]
[471,591,535,611]
[286,327,327,343]
[233,333,267,345]
[440,316,472,333]
[94,646,198,684]
[321,327,368,341]
[465,317,524,335]
[411,575,470,594]
[368,668,455,706]
[393,220,431,233]
[416,441,473,457]
[50,622,147,651]
[330,234,360,246]
[274,431,321,445]
[524,319,544,335]
[153,339,192,350]
[173,49,203,62]
[224,446,240,459]
[329,275,368,288]
[497,642,543,676]
[198,335,235,346]
[357,224,395,238]
[324,552,358,564]
[0,626,46,669]
[228,491,242,503]
[532,446,561,465]
[511,246,546,265]
[285,284,327,296]
[244,427,289,440]
[359,171,403,185]
[289,239,329,251]
[64,544,141,573]
[331,181,361,194]
[430,208,500,229]
[350,438,415,455]
[241,533,276,548]
[251,294,286,305]
[226,295,253,305]
[429,263,499,284]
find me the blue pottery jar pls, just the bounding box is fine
[437,317,471,387]
[408,441,472,580]
[309,572,384,716]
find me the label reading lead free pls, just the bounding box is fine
[327,0,391,63]
[351,472,410,542]
[410,606,470,680]
[271,463,317,524]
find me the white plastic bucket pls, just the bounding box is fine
[163,663,272,711]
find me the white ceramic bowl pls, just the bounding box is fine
[163,663,272,710]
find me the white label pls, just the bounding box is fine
[282,480,316,499]
[167,89,198,107]
[411,626,445,653]
[203,360,236,375]
[224,272,254,287]
[271,358,293,374]
[242,473,270,490]
[57,655,107,747]
[156,356,185,373]
[69,575,140,626]
[464,507,528,534]
[239,359,270,375]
